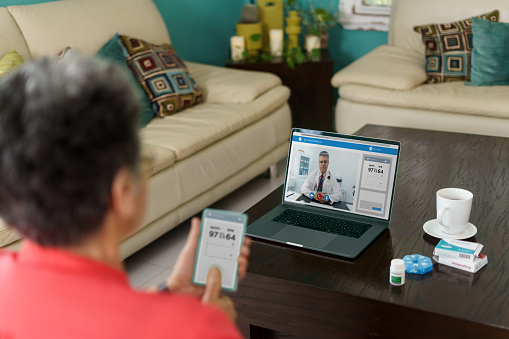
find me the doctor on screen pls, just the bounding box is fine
[300,151,343,204]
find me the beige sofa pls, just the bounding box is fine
[331,0,509,137]
[0,0,292,258]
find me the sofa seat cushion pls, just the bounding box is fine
[141,144,176,177]
[140,85,290,162]
[0,218,22,248]
[187,62,282,104]
[139,104,291,229]
[339,82,509,119]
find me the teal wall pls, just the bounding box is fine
[0,0,387,73]
[153,0,247,66]
[0,0,55,5]
[159,0,387,73]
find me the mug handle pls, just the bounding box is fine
[437,207,449,232]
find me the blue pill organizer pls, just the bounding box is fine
[403,254,433,274]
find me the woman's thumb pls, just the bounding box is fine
[202,267,222,304]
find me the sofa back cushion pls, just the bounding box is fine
[389,0,509,54]
[0,8,30,60]
[8,0,170,59]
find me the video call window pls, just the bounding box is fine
[284,132,399,220]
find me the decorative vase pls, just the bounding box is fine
[270,29,284,57]
[236,22,263,58]
[257,0,284,53]
[230,36,245,62]
[285,11,301,50]
[305,34,321,60]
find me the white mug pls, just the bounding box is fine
[436,188,473,234]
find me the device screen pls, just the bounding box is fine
[193,208,247,291]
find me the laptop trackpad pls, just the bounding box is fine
[272,225,335,249]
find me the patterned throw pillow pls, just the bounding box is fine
[96,34,153,128]
[118,35,202,117]
[413,10,499,84]
[0,49,24,78]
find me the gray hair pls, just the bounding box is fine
[319,151,329,159]
[0,55,141,246]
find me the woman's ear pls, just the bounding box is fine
[110,167,137,220]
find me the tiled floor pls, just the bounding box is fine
[124,158,286,289]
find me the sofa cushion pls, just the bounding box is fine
[0,8,30,61]
[140,85,290,162]
[138,104,291,229]
[96,34,153,128]
[468,17,509,86]
[8,0,170,58]
[389,0,509,54]
[0,49,23,78]
[118,35,203,118]
[338,82,509,120]
[0,218,22,248]
[330,45,427,90]
[140,144,176,177]
[413,10,499,84]
[186,62,283,104]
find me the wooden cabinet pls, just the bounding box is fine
[226,52,334,132]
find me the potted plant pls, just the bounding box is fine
[287,0,340,49]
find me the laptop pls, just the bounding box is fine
[247,128,401,258]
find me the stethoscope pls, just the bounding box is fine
[313,170,331,191]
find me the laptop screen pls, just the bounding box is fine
[283,129,400,221]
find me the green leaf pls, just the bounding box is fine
[310,27,321,36]
[311,48,321,59]
[260,53,272,62]
[295,51,306,65]
[314,8,333,22]
[242,50,249,60]
[286,57,296,70]
[250,34,262,42]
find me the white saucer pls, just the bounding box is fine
[423,219,477,240]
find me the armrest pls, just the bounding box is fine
[186,61,282,104]
[330,45,427,90]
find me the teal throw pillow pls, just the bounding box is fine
[467,17,509,86]
[96,33,153,128]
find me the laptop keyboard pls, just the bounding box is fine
[272,209,372,239]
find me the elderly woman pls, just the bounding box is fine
[0,56,250,338]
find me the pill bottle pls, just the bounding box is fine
[390,259,405,286]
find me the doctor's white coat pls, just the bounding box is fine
[300,169,343,203]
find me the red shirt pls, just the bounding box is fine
[0,241,242,339]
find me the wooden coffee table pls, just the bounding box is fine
[231,125,509,338]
